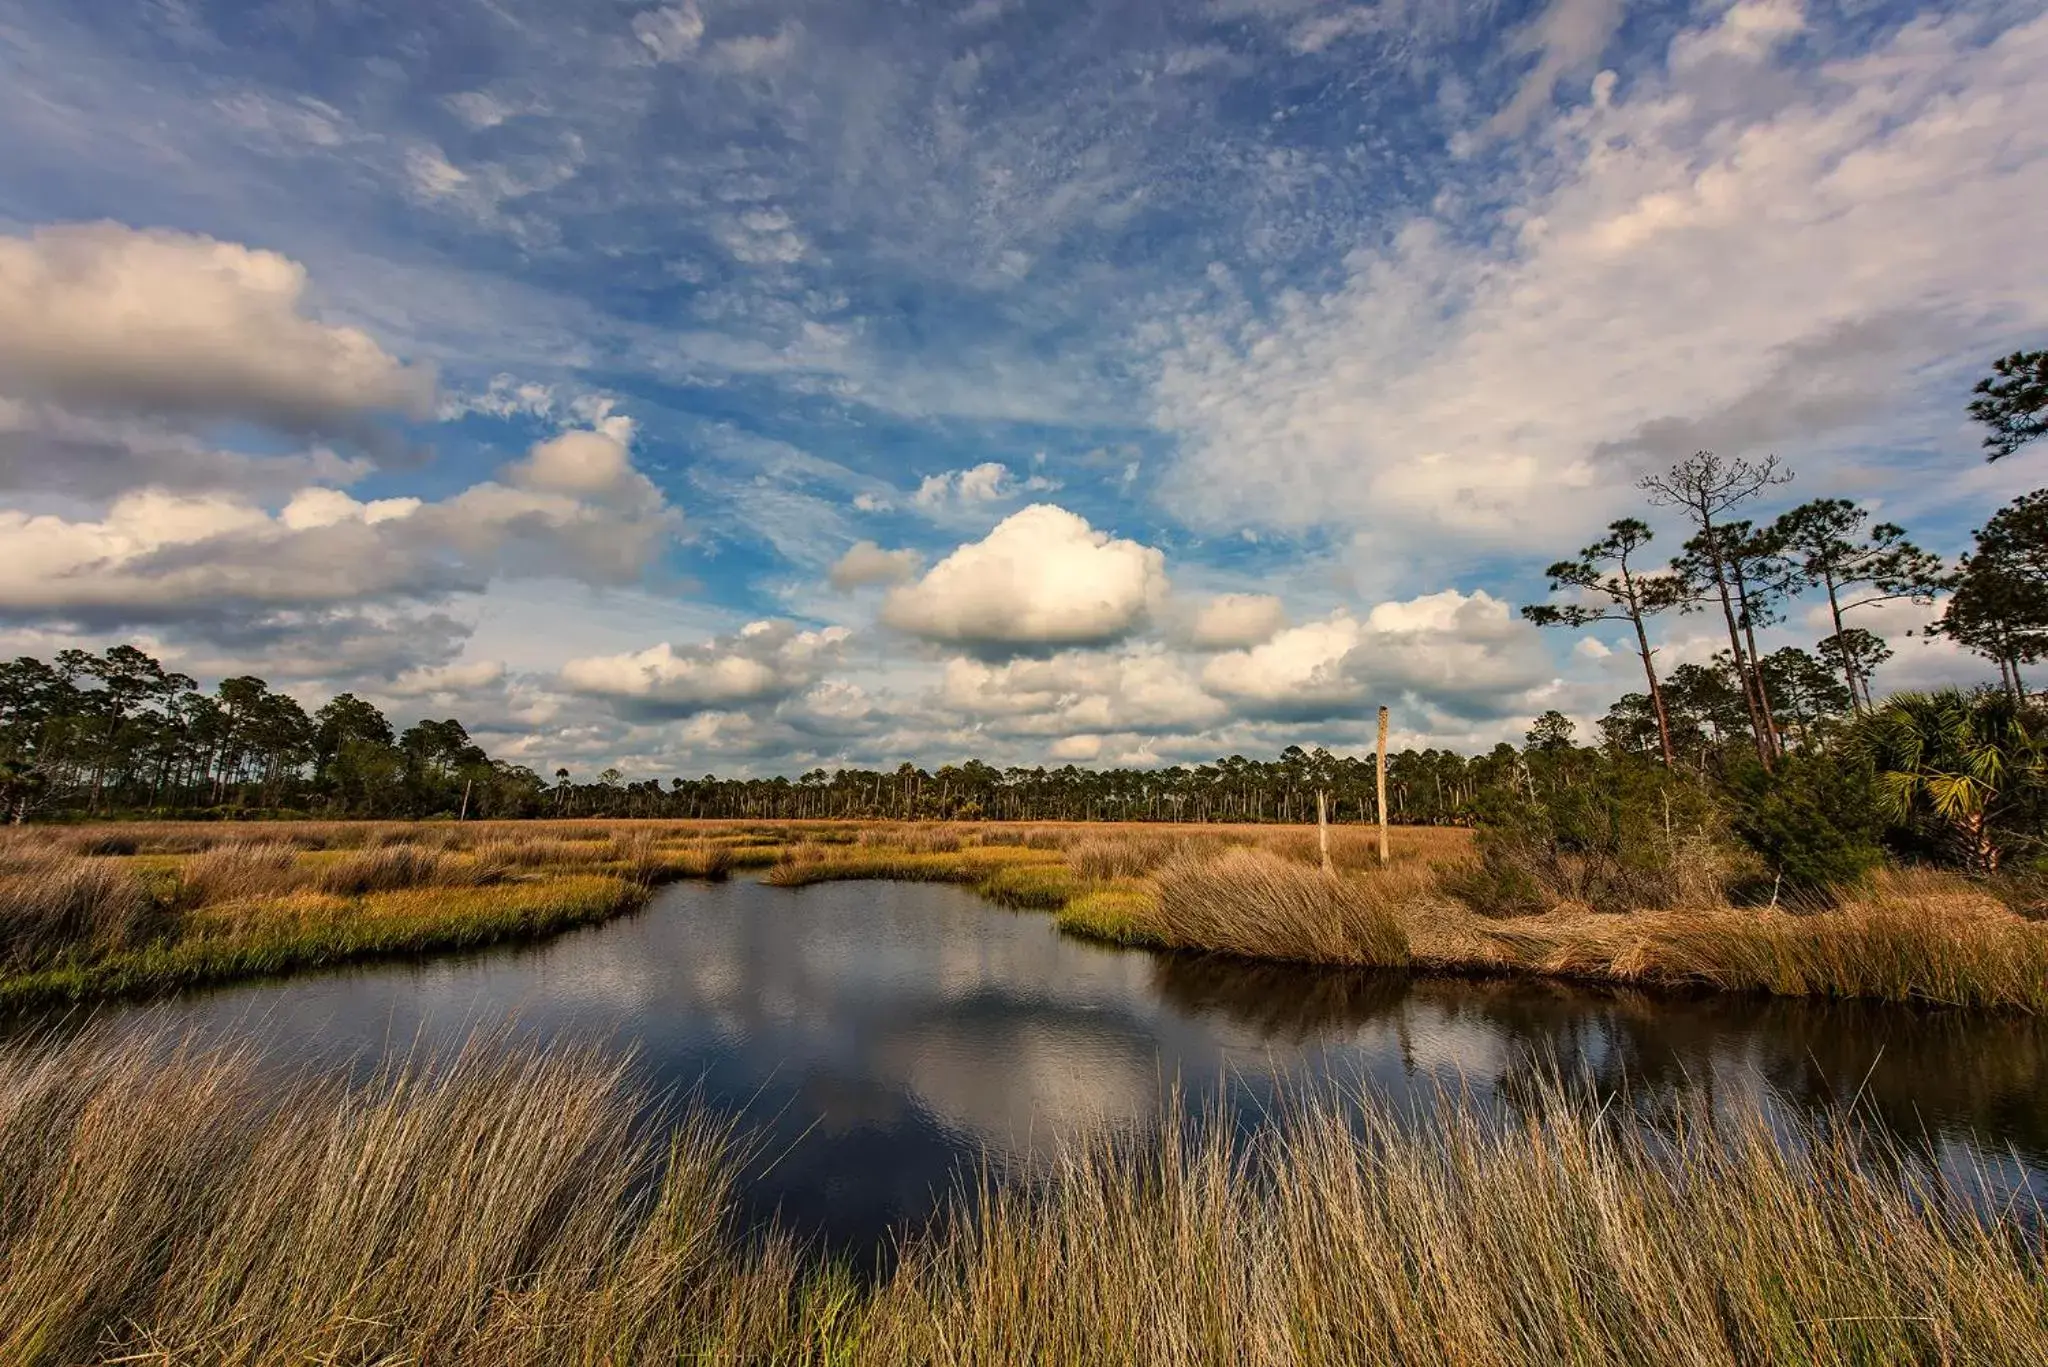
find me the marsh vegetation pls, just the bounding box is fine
[3,1025,2043,1366]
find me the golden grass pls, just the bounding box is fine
[0,820,756,1005]
[13,817,2048,1012]
[4,1027,2045,1365]
[1149,846,1411,966]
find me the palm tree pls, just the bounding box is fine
[1857,689,2045,873]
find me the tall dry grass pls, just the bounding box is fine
[1150,846,1412,966]
[3,1029,2044,1365]
[0,858,159,973]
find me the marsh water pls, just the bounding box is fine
[11,877,2048,1254]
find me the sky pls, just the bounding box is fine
[0,0,2042,778]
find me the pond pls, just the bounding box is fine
[12,877,2048,1257]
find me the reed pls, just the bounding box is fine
[1149,846,1411,966]
[0,857,159,973]
[3,1029,2044,1365]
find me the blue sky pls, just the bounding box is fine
[0,0,2042,776]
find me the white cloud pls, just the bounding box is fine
[1155,6,2048,563]
[1203,589,1553,721]
[0,222,434,430]
[941,647,1225,735]
[1175,592,1288,650]
[829,540,922,590]
[444,90,515,129]
[387,659,508,697]
[717,207,808,265]
[560,620,851,717]
[910,461,1058,512]
[707,24,801,73]
[883,504,1170,654]
[633,3,705,62]
[0,422,680,623]
[1484,0,1627,136]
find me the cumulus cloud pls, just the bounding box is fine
[1203,590,1553,721]
[560,620,851,718]
[942,647,1226,736]
[1173,592,1288,650]
[386,659,508,697]
[910,461,1057,512]
[829,540,922,590]
[1154,5,2048,558]
[882,504,1170,655]
[0,222,434,432]
[0,422,681,627]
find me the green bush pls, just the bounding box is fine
[1723,752,1885,902]
[1448,758,1728,915]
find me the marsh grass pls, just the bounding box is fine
[12,818,2048,1012]
[3,1028,2044,1365]
[0,821,755,1006]
[0,858,160,973]
[1149,846,1412,966]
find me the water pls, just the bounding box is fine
[11,877,2048,1255]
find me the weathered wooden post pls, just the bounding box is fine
[1316,788,1331,873]
[1376,706,1390,869]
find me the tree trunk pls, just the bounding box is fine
[1819,567,1862,713]
[1625,594,1676,767]
[1701,518,1774,768]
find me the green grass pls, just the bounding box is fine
[0,875,648,1009]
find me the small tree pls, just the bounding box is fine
[1968,349,2048,462]
[1521,518,1686,765]
[1931,491,2048,703]
[1771,498,1942,709]
[1641,452,1793,767]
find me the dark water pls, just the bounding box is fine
[12,878,2048,1254]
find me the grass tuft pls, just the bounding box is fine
[1149,846,1412,966]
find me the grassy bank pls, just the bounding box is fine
[9,817,2048,1011]
[3,1027,2042,1365]
[0,821,756,1008]
[753,820,2048,1011]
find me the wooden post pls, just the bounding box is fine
[1316,788,1331,873]
[459,776,472,822]
[1376,706,1390,869]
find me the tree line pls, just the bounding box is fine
[0,649,1528,826]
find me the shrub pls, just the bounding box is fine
[1068,835,1174,881]
[1723,752,1885,901]
[181,842,304,905]
[1448,760,1729,916]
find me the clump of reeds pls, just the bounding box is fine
[316,844,465,895]
[0,857,159,972]
[0,1029,792,1366]
[858,1081,2048,1365]
[181,841,305,904]
[1149,846,1411,966]
[1067,834,1178,881]
[66,831,140,857]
